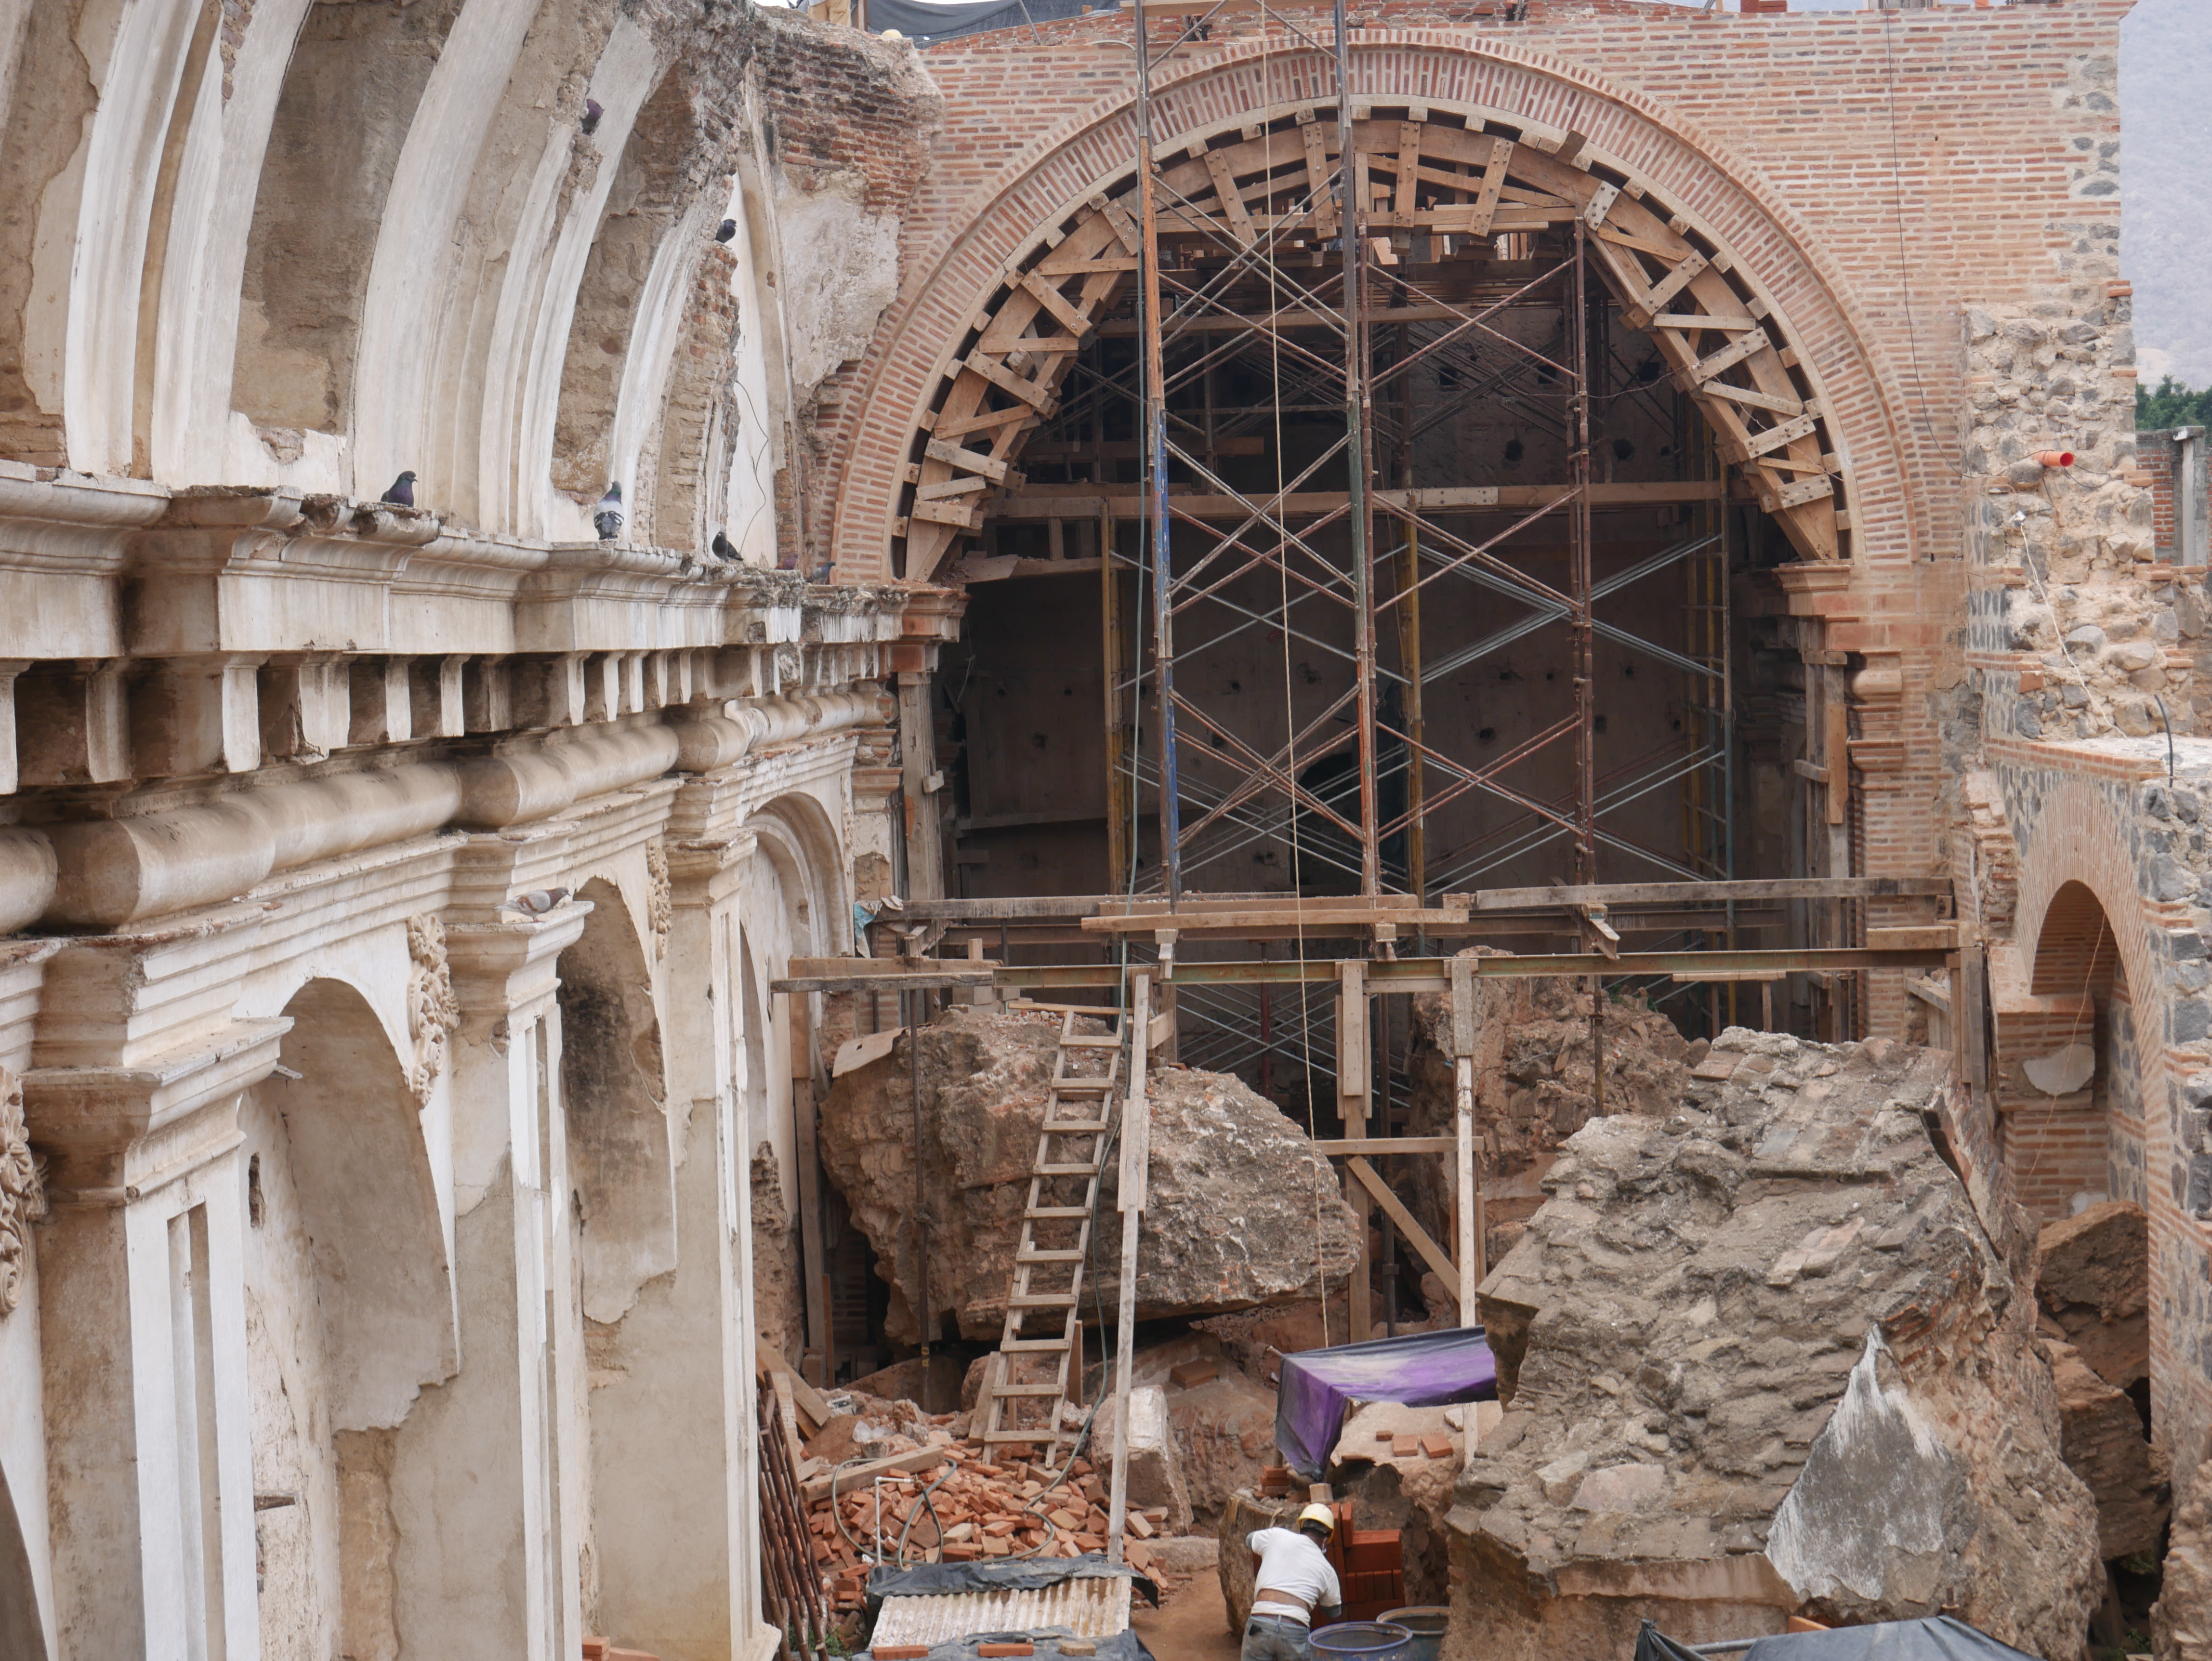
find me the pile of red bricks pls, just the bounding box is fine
[811,1441,1172,1613]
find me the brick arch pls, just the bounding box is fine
[2030,878,2124,998]
[2012,772,2165,1033]
[826,30,1935,579]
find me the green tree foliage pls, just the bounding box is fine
[2137,376,2212,430]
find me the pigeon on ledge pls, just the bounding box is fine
[381,470,417,507]
[715,218,737,244]
[711,529,737,561]
[502,888,571,920]
[581,98,604,136]
[593,482,623,541]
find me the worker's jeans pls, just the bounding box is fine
[1241,1613,1313,1661]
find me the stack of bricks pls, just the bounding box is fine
[810,1441,1172,1614]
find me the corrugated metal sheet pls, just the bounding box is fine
[869,1575,1132,1646]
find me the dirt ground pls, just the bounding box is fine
[1131,1570,1242,1661]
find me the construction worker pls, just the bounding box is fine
[1240,1503,1344,1660]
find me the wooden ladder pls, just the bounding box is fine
[976,1005,1125,1455]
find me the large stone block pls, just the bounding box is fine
[1454,1029,2101,1661]
[817,1007,1360,1341]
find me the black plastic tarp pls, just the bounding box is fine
[858,0,1093,45]
[1636,1618,2047,1661]
[1743,1620,2045,1661]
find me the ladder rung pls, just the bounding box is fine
[989,1383,1068,1397]
[1042,1120,1110,1134]
[1009,1292,1080,1307]
[1036,1162,1100,1176]
[1026,1205,1090,1219]
[1061,1036,1122,1048]
[1018,1249,1085,1263]
[1052,1078,1115,1092]
[1001,1338,1073,1352]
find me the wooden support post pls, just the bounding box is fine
[1339,961,1369,1343]
[789,993,832,1385]
[899,671,944,900]
[1106,971,1153,1564]
[1102,506,1128,888]
[1450,956,1482,1322]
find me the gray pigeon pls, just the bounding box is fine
[711,529,737,561]
[381,470,417,507]
[715,218,737,244]
[505,887,570,918]
[593,482,623,541]
[581,98,604,136]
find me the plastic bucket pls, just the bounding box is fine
[1379,1606,1449,1661]
[1311,1621,1413,1661]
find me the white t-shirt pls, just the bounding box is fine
[1246,1527,1343,1626]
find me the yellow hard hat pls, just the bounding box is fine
[1297,1503,1337,1536]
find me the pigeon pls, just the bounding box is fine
[715,218,737,244]
[593,482,623,541]
[711,529,737,562]
[381,470,417,507]
[581,97,604,136]
[504,887,570,919]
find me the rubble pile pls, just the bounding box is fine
[2031,1200,2167,1563]
[818,1006,1360,1341]
[1454,1028,2102,1661]
[796,1413,1178,1616]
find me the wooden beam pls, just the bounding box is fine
[992,480,1726,520]
[1106,971,1151,1564]
[1456,876,1949,911]
[799,1445,949,1504]
[1345,1157,1459,1287]
[1311,1135,1459,1156]
[1082,906,1464,934]
[1451,956,1481,1319]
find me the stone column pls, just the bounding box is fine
[26,1012,291,1661]
[589,817,778,1661]
[387,899,590,1661]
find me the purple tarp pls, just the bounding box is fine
[1273,1326,1498,1480]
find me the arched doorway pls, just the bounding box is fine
[2016,879,2141,1220]
[241,975,453,1661]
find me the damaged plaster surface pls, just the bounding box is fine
[1457,1028,2100,1661]
[774,167,900,401]
[816,1006,1360,1342]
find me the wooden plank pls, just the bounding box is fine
[1697,379,1805,418]
[772,970,997,994]
[1466,136,1512,237]
[1457,876,1950,910]
[833,1027,904,1077]
[1203,148,1258,246]
[754,1338,832,1433]
[1868,925,1958,951]
[963,353,1057,411]
[1106,972,1151,1565]
[1081,907,1464,933]
[931,403,1038,442]
[1337,960,1367,1107]
[1312,1135,1457,1155]
[1641,250,1710,315]
[799,1445,949,1503]
[1825,700,1850,826]
[1345,1157,1459,1286]
[1021,271,1094,338]
[924,437,1023,486]
[1454,952,1481,1317]
[1301,118,1336,236]
[786,956,1001,978]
